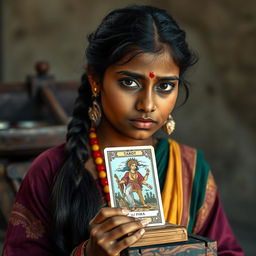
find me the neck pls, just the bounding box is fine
[96,120,156,149]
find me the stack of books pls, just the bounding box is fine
[130,222,188,247]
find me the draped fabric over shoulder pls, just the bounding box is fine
[2,140,244,255]
[158,139,244,256]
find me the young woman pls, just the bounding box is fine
[3,5,244,256]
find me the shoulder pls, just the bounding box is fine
[14,144,66,218]
[7,144,67,247]
[168,139,210,171]
[169,139,216,197]
[137,171,143,177]
[157,137,197,158]
[30,143,66,170]
[24,144,66,188]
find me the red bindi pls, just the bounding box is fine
[149,72,155,79]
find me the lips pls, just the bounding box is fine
[129,118,157,130]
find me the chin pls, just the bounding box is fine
[127,130,154,141]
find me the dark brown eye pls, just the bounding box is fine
[119,79,139,88]
[157,82,175,93]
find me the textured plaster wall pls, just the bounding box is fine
[1,0,256,253]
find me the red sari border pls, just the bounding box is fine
[193,172,217,233]
[179,144,197,228]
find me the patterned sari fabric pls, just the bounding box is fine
[157,139,244,256]
[2,140,244,255]
[158,139,215,232]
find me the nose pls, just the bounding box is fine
[135,89,156,113]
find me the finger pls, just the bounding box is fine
[88,219,145,256]
[90,207,130,225]
[92,215,138,234]
[90,215,137,239]
[113,228,146,253]
[105,219,149,241]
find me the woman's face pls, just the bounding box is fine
[130,163,137,171]
[98,49,180,144]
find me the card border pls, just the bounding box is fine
[104,145,165,226]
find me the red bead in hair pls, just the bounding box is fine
[105,193,110,202]
[101,178,108,186]
[90,128,110,206]
[90,138,99,145]
[93,151,102,158]
[97,164,106,172]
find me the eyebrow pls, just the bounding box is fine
[116,71,180,81]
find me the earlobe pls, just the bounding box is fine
[88,74,102,125]
[88,74,100,95]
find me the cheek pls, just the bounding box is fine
[101,90,133,117]
[158,93,178,119]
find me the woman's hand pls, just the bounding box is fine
[86,207,149,256]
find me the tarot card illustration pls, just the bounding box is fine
[104,146,165,226]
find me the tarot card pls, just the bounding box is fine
[104,145,165,226]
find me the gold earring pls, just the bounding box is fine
[88,87,101,125]
[163,114,175,135]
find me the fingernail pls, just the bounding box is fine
[122,208,130,215]
[140,229,145,235]
[140,219,150,226]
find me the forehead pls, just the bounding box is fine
[107,49,180,76]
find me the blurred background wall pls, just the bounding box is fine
[0,0,255,254]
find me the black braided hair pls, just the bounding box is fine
[50,5,197,255]
[50,75,103,254]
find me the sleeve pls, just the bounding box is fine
[2,148,61,256]
[70,240,88,256]
[197,192,244,256]
[121,172,129,184]
[193,171,244,256]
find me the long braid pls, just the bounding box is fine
[50,74,102,255]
